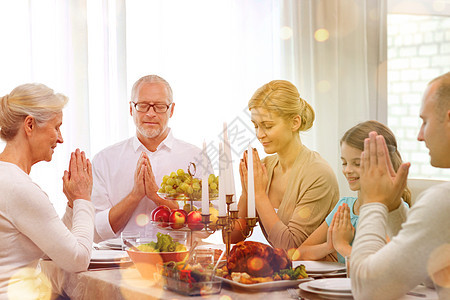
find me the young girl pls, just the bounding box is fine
[294,120,411,263]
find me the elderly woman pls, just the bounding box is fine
[0,83,94,298]
[234,80,339,255]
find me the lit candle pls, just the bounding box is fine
[247,145,256,218]
[218,143,226,216]
[201,141,209,214]
[223,122,237,210]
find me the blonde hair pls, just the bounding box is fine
[130,75,173,102]
[0,83,68,141]
[340,120,411,206]
[248,80,315,132]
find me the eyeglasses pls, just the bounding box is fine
[131,102,172,113]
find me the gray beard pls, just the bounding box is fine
[137,125,166,139]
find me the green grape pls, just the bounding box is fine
[192,182,201,191]
[180,182,189,192]
[166,178,175,186]
[162,175,169,183]
[170,171,177,178]
[187,186,194,194]
[164,185,172,193]
[177,169,185,176]
[158,188,164,193]
[176,187,183,193]
[210,182,217,190]
[175,178,182,186]
[208,174,215,184]
[183,203,191,212]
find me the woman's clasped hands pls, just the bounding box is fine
[239,147,268,200]
[63,148,93,208]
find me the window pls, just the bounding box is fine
[387,0,450,179]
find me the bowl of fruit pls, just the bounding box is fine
[126,233,189,279]
[151,205,213,231]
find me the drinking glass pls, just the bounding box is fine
[121,231,140,251]
[193,248,215,267]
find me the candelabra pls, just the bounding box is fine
[201,194,258,257]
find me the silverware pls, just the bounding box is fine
[122,238,141,252]
[212,248,226,273]
[88,267,122,271]
[406,291,426,298]
[287,288,308,300]
[181,240,198,270]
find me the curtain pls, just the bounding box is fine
[0,0,387,214]
[0,0,127,215]
[278,0,387,196]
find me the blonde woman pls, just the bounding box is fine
[0,83,94,298]
[234,80,339,254]
[295,120,411,263]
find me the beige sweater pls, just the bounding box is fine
[260,145,339,251]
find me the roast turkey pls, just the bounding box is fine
[227,241,291,277]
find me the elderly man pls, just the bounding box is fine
[92,75,212,242]
[350,72,450,299]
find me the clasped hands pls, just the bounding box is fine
[360,131,410,211]
[239,147,268,199]
[63,149,93,208]
[131,152,160,201]
[327,203,354,256]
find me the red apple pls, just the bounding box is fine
[172,208,187,219]
[187,210,203,231]
[169,211,186,229]
[152,206,171,227]
[151,205,171,220]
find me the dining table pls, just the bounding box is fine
[40,255,439,300]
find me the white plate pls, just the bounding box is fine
[309,271,347,278]
[91,250,129,262]
[98,238,123,250]
[308,278,351,292]
[299,281,353,298]
[219,276,313,291]
[89,260,132,266]
[293,261,346,274]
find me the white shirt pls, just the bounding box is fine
[0,162,95,299]
[351,182,450,300]
[92,129,213,242]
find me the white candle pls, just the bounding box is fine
[201,141,209,214]
[223,122,237,210]
[228,169,237,210]
[218,143,227,216]
[247,145,256,218]
[223,122,231,195]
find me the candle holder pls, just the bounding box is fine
[201,194,258,258]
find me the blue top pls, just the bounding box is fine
[325,196,409,263]
[325,197,359,263]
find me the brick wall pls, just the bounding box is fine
[388,14,450,179]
